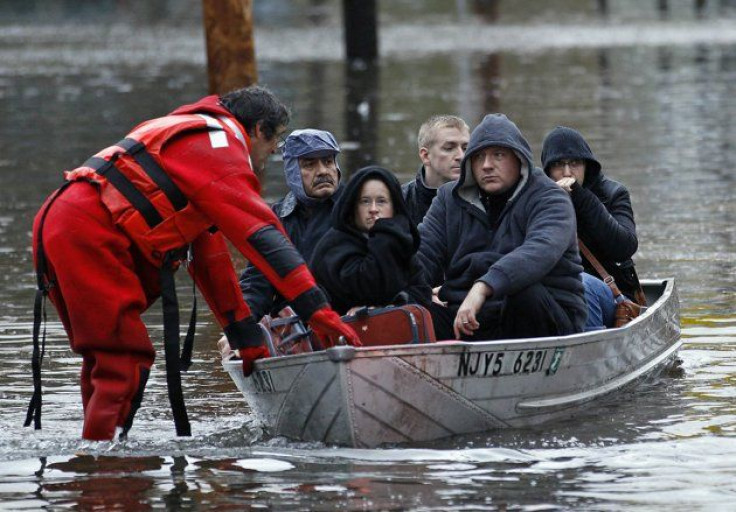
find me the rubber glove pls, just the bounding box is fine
[240,345,271,376]
[309,307,362,348]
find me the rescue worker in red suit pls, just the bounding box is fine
[31,86,360,441]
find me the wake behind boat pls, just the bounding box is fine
[223,278,681,448]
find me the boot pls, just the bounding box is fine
[81,351,153,441]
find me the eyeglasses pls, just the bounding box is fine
[550,159,584,170]
[358,197,391,208]
[276,134,287,153]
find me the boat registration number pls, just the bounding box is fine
[457,348,561,378]
[252,369,275,393]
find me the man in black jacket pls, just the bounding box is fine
[402,115,469,227]
[418,114,587,340]
[541,126,641,304]
[239,129,343,320]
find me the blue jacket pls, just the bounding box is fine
[417,114,587,330]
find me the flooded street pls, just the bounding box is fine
[2,1,736,509]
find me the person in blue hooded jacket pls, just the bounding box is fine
[239,128,343,320]
[418,114,587,340]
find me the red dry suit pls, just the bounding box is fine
[30,96,342,441]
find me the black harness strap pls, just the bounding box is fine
[84,156,163,228]
[120,366,150,439]
[116,138,188,211]
[25,181,75,430]
[160,251,191,436]
[179,247,197,373]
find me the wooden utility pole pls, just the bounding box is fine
[202,0,257,95]
[342,0,378,62]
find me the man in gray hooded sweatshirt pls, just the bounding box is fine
[418,114,587,340]
[239,129,343,320]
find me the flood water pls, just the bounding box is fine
[3,0,736,509]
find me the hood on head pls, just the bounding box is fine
[333,165,416,237]
[541,126,601,184]
[282,128,341,206]
[455,114,533,207]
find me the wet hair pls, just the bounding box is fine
[417,115,470,150]
[219,85,290,139]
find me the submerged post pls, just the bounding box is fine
[342,0,378,62]
[202,0,258,95]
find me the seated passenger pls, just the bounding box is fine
[402,115,470,227]
[541,126,642,303]
[582,272,615,330]
[310,166,431,315]
[418,114,587,341]
[239,129,343,321]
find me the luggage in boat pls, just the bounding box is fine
[328,304,436,347]
[262,304,437,355]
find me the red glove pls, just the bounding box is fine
[240,345,271,377]
[309,308,362,348]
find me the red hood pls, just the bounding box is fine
[169,95,232,118]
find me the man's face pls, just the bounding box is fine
[300,154,339,198]
[471,146,521,195]
[419,126,469,186]
[548,159,586,185]
[250,123,286,177]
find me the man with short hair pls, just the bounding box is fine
[402,115,470,227]
[30,88,358,441]
[240,129,343,321]
[418,113,587,341]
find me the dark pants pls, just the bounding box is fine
[429,283,577,341]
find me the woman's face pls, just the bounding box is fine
[354,179,394,232]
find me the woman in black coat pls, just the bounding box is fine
[541,126,642,301]
[310,166,431,315]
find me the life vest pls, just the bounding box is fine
[63,112,250,267]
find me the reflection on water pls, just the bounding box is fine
[3,1,736,510]
[4,434,736,509]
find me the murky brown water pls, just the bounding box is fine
[2,1,736,510]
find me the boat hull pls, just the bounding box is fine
[224,279,681,447]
